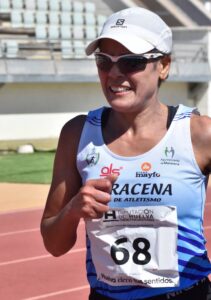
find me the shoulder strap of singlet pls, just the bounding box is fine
[166,105,200,129]
[166,105,179,129]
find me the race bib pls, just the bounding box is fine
[86,206,179,287]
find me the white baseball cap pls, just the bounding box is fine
[85,7,172,55]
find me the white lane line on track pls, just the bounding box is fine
[0,220,84,237]
[0,224,210,238]
[22,285,90,300]
[0,207,43,215]
[0,248,86,267]
[0,221,209,236]
[0,228,39,237]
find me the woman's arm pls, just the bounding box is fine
[191,114,211,175]
[40,115,117,256]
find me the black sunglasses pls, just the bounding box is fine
[94,52,164,74]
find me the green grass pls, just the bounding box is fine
[0,152,55,184]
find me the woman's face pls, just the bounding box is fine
[97,39,170,113]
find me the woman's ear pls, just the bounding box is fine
[159,55,171,80]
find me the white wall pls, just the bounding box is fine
[0,81,193,140]
[0,82,105,114]
[0,113,83,140]
[0,82,105,140]
[159,81,190,106]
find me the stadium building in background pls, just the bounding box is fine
[0,0,210,146]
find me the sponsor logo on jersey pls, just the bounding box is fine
[100,163,123,177]
[165,147,175,158]
[86,148,100,166]
[161,146,180,166]
[141,162,151,171]
[136,162,160,178]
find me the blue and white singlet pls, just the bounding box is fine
[76,104,211,299]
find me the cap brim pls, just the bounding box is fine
[85,33,154,55]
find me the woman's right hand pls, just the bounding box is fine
[69,174,118,220]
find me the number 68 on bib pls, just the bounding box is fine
[86,206,179,287]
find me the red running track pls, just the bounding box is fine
[1,190,211,300]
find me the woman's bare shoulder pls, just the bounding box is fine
[61,114,87,136]
[191,113,211,173]
[58,114,87,150]
[191,113,211,142]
